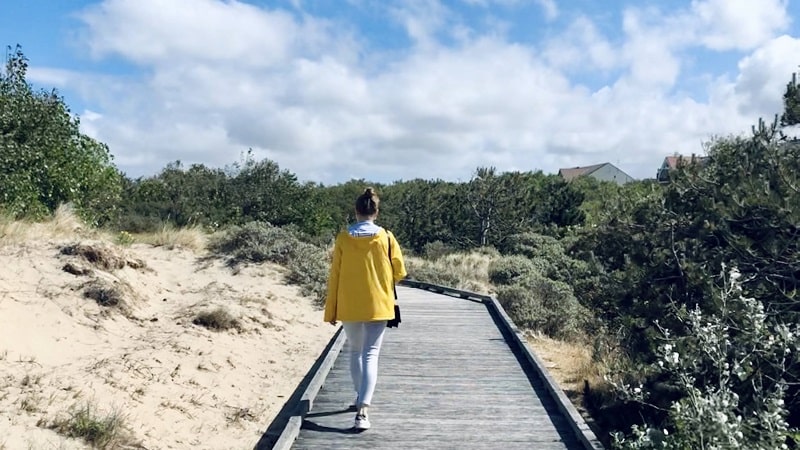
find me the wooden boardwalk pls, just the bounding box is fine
[270,283,602,449]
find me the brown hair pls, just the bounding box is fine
[355,187,379,217]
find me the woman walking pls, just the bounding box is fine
[324,187,407,431]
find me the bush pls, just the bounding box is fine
[285,244,329,307]
[612,268,798,449]
[496,274,585,339]
[210,222,329,306]
[488,255,544,285]
[193,307,240,331]
[209,221,300,265]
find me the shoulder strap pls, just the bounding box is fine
[387,231,398,300]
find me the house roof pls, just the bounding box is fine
[663,155,708,170]
[558,163,608,181]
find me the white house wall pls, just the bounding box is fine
[589,164,634,185]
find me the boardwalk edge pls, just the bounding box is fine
[271,326,347,450]
[402,279,604,450]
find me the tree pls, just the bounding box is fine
[0,45,121,223]
[781,72,800,128]
[380,179,461,253]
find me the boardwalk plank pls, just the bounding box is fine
[286,286,591,449]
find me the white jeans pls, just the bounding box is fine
[342,321,387,407]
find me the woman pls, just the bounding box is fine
[324,187,407,431]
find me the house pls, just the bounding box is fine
[558,162,634,186]
[656,154,708,183]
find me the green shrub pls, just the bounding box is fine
[496,274,584,339]
[285,244,329,307]
[210,222,329,306]
[505,232,564,259]
[612,268,797,449]
[209,221,299,265]
[488,255,543,285]
[111,213,164,233]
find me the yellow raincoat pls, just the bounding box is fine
[324,229,407,323]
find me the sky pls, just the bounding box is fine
[2,0,800,184]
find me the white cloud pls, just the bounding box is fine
[734,35,800,118]
[62,0,800,184]
[389,1,451,48]
[78,0,340,67]
[534,0,558,21]
[692,0,790,50]
[542,16,618,72]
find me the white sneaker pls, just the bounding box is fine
[354,413,371,430]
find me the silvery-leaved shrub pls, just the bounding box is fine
[496,273,585,339]
[612,266,798,450]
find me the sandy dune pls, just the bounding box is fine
[0,240,334,449]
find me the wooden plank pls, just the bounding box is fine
[486,297,604,450]
[267,285,597,449]
[270,328,347,450]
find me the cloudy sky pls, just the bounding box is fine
[2,0,800,184]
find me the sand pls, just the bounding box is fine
[0,239,335,449]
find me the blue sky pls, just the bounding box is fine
[2,0,799,183]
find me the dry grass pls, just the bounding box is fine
[0,205,106,245]
[135,224,207,251]
[193,307,241,331]
[49,402,139,449]
[61,243,143,271]
[527,332,603,395]
[405,250,496,294]
[526,331,623,443]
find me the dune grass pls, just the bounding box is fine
[49,402,138,449]
[193,307,241,331]
[0,204,104,245]
[404,249,496,294]
[132,224,207,251]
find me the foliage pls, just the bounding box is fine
[781,73,800,127]
[612,268,797,450]
[487,255,544,286]
[422,240,457,259]
[209,221,329,305]
[570,177,623,226]
[496,273,585,339]
[575,72,800,440]
[0,46,122,224]
[379,178,462,253]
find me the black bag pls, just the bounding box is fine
[387,303,401,328]
[386,233,401,328]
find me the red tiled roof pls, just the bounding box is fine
[663,155,707,169]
